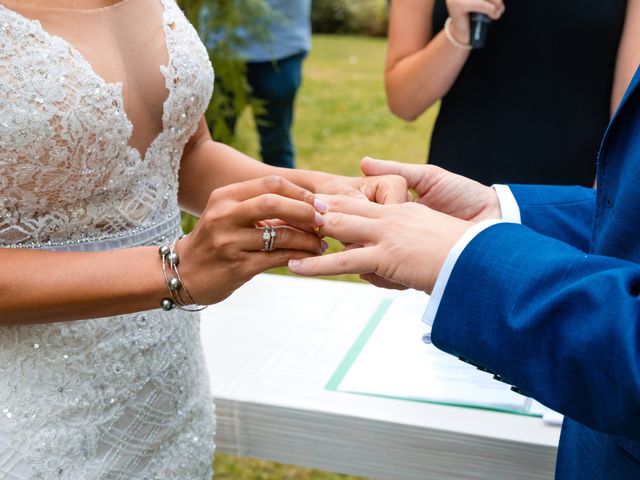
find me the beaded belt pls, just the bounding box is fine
[4,212,183,252]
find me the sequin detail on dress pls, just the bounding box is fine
[0,1,216,478]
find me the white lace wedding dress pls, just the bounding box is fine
[0,0,216,478]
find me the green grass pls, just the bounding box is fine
[213,453,366,480]
[215,34,437,478]
[234,34,438,175]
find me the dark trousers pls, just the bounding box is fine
[245,51,306,169]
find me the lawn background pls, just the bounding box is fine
[214,34,438,479]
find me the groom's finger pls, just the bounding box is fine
[360,273,408,290]
[318,212,378,245]
[361,157,428,191]
[372,174,409,204]
[323,194,386,218]
[288,247,375,277]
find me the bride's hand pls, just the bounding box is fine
[176,176,327,305]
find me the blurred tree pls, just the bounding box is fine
[177,0,274,142]
[312,0,388,36]
[176,0,274,232]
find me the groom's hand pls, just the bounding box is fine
[361,157,502,222]
[311,172,410,205]
[288,195,471,294]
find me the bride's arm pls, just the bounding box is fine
[0,246,169,324]
[178,119,409,216]
[0,175,324,325]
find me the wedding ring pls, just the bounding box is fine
[267,226,276,251]
[262,226,277,252]
[262,226,271,251]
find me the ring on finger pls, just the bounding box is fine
[267,226,277,251]
[262,226,272,251]
[262,226,277,252]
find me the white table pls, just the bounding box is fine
[200,274,560,480]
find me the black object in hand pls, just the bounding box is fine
[470,13,492,49]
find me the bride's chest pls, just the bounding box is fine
[0,0,213,183]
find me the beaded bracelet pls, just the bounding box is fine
[444,17,472,50]
[159,237,207,312]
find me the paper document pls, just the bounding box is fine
[327,294,557,417]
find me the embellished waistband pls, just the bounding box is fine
[4,212,183,252]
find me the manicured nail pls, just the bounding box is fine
[314,198,329,213]
[314,212,325,226]
[321,240,329,253]
[288,259,301,271]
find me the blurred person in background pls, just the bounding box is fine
[212,0,311,169]
[384,0,640,186]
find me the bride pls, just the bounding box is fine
[0,0,406,477]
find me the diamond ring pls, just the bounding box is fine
[262,226,277,251]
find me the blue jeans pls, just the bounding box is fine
[246,51,306,169]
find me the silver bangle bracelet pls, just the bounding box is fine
[169,236,199,307]
[444,17,472,50]
[159,236,207,312]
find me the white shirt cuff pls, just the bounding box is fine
[421,219,504,326]
[493,184,521,224]
[421,186,521,344]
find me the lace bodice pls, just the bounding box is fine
[0,0,213,247]
[0,1,216,478]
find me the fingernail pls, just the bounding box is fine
[288,259,301,271]
[314,212,325,226]
[314,198,329,213]
[321,240,329,252]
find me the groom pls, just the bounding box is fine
[290,67,640,479]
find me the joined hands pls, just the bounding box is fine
[288,157,504,294]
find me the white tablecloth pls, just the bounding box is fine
[201,274,559,480]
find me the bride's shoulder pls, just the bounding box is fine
[0,17,35,74]
[0,7,45,50]
[0,8,75,72]
[0,14,72,107]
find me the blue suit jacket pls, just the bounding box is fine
[431,66,640,479]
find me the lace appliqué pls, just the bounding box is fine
[0,1,216,478]
[0,310,216,480]
[0,0,214,247]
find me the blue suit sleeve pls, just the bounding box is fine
[431,222,640,442]
[508,184,596,252]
